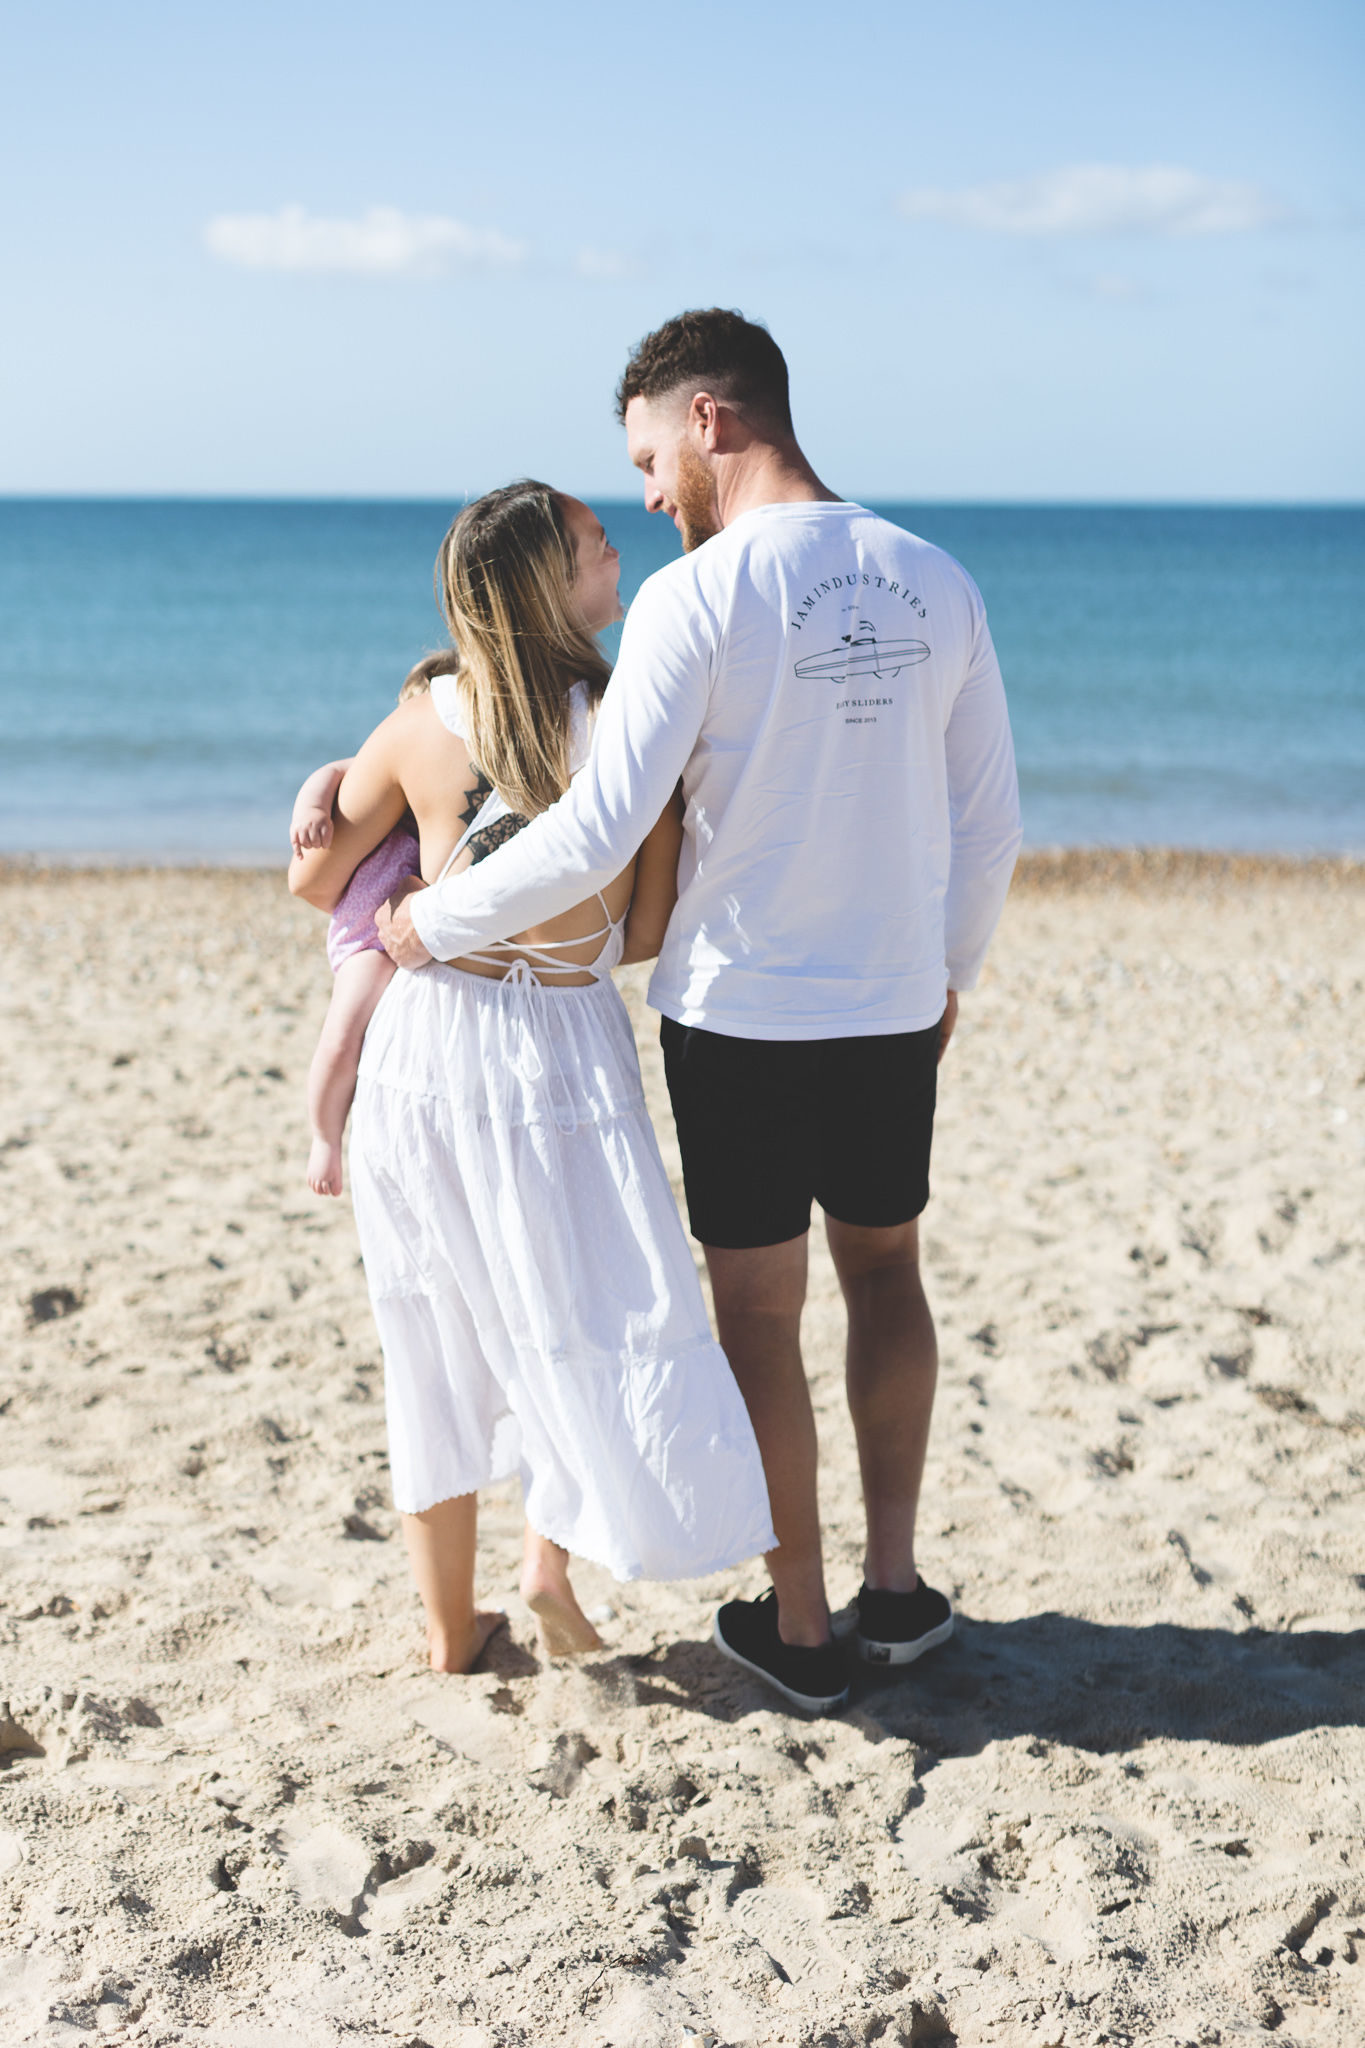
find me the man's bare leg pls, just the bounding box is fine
[824,1216,937,1592]
[703,1234,832,1647]
[400,1493,506,1673]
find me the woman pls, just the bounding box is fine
[290,481,775,1673]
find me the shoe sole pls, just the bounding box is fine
[711,1611,850,1715]
[856,1614,954,1667]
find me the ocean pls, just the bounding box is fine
[1,500,1361,859]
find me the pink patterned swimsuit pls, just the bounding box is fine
[326,827,422,974]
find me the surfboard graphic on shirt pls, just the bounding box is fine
[794,621,930,683]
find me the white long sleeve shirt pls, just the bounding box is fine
[412,500,1022,1040]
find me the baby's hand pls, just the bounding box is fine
[290,806,335,856]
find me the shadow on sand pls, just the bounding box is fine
[595,1612,1365,1759]
[858,1610,1365,1759]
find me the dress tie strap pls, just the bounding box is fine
[456,892,621,984]
[497,958,584,1136]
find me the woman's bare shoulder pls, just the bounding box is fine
[389,691,470,756]
[331,692,469,815]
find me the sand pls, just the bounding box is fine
[1,854,1362,2048]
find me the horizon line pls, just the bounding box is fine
[1,492,1361,510]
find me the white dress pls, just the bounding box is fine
[347,680,776,1583]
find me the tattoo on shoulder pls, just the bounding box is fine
[467,811,530,865]
[458,766,494,832]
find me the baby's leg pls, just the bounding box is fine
[521,1525,603,1657]
[307,948,395,1195]
[402,1495,506,1673]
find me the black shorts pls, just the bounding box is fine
[659,1017,941,1251]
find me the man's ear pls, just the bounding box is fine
[689,391,724,451]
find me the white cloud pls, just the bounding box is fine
[897,164,1293,238]
[203,204,526,278]
[574,245,634,280]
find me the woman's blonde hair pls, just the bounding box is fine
[434,480,611,818]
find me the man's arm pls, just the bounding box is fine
[405,574,712,963]
[941,597,1022,990]
[937,989,959,1062]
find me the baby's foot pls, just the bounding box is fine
[307,1137,343,1196]
[427,1608,507,1675]
[521,1551,603,1658]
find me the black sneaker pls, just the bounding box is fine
[712,1591,851,1714]
[854,1579,954,1667]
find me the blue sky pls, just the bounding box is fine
[3,0,1361,500]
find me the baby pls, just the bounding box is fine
[290,655,451,1197]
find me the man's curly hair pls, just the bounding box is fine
[615,308,792,431]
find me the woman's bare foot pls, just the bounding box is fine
[307,1135,343,1196]
[521,1528,602,1657]
[427,1607,507,1674]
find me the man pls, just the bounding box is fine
[381,309,1021,1713]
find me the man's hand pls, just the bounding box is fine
[938,989,959,1064]
[376,876,435,970]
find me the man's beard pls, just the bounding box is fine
[673,442,721,553]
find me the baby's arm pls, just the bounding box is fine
[619,785,685,965]
[290,759,354,856]
[289,714,410,913]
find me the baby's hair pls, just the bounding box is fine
[399,649,459,703]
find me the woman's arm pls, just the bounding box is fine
[290,758,353,856]
[288,715,409,912]
[619,785,684,965]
